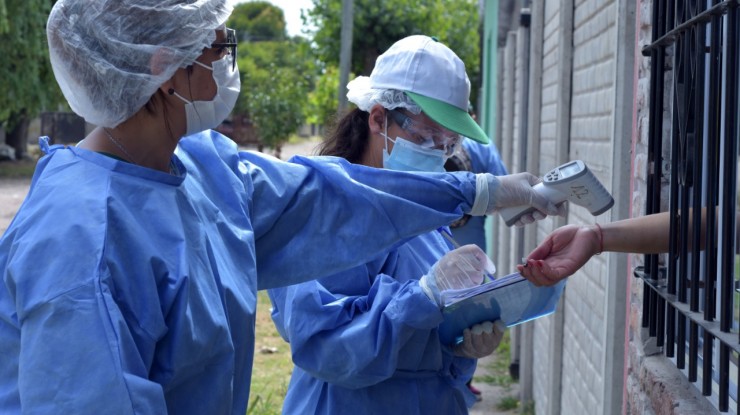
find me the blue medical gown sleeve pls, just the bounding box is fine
[12,283,165,414]
[269,271,444,389]
[241,153,478,289]
[450,140,509,249]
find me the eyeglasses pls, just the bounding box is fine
[387,109,461,156]
[212,28,238,70]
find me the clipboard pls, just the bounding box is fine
[438,272,566,345]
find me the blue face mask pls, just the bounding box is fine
[381,116,447,172]
[382,135,447,172]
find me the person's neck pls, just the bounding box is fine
[82,112,181,172]
[359,134,385,168]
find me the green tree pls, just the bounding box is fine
[229,1,287,42]
[305,0,481,102]
[0,0,64,159]
[306,65,343,127]
[228,2,318,157]
[232,33,316,156]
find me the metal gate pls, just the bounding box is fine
[640,1,739,412]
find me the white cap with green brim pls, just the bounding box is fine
[367,35,489,144]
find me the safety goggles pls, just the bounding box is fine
[212,28,238,70]
[388,109,462,156]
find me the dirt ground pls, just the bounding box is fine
[0,177,31,235]
[0,138,520,414]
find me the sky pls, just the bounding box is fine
[228,0,315,38]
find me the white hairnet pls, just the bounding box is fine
[47,0,233,128]
[346,76,422,115]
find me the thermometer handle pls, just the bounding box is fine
[498,183,565,227]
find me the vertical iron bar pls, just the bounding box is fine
[657,296,666,347]
[644,0,667,332]
[702,10,723,396]
[719,4,739,411]
[677,314,686,369]
[720,344,730,411]
[676,5,692,374]
[666,1,680,356]
[689,26,705,316]
[688,12,708,383]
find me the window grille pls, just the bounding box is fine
[639,1,739,412]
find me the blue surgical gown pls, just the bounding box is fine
[450,138,508,249]
[268,229,480,414]
[0,130,480,414]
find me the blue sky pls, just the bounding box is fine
[228,0,315,37]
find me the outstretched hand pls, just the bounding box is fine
[516,224,601,286]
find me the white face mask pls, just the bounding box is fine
[172,54,240,136]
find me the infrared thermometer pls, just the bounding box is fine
[499,160,614,227]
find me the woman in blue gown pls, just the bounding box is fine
[268,36,539,414]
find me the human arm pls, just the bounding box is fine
[267,268,446,389]
[6,282,167,414]
[517,212,677,285]
[243,152,560,289]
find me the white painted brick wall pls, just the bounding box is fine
[555,0,616,414]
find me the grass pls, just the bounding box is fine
[497,395,520,411]
[248,291,293,414]
[471,331,530,413]
[0,159,36,178]
[520,400,536,415]
[474,330,515,388]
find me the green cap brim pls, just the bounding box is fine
[405,91,489,144]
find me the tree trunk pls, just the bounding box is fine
[6,113,29,160]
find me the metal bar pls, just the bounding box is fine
[705,5,722,325]
[636,273,740,354]
[690,16,706,316]
[657,295,665,347]
[719,5,740,411]
[643,0,738,54]
[676,24,691,306]
[689,322,698,381]
[720,344,730,411]
[665,0,680,358]
[702,10,723,396]
[644,0,667,332]
[702,329,713,395]
[666,302,676,358]
[721,0,739,339]
[688,9,708,383]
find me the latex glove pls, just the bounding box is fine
[469,173,566,225]
[419,245,496,307]
[453,320,506,359]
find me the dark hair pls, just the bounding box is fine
[317,108,371,163]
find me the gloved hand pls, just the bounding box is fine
[419,245,495,307]
[453,320,506,359]
[468,173,566,225]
